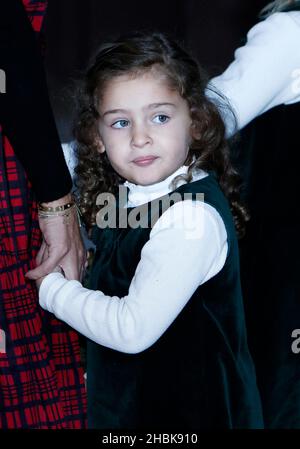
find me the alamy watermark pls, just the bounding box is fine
[0,329,6,354]
[95,186,206,240]
[0,69,6,94]
[291,329,300,354]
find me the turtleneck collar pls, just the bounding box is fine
[122,164,208,208]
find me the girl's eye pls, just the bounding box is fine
[153,114,169,124]
[111,119,129,129]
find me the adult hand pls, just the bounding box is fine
[35,265,64,291]
[25,193,86,281]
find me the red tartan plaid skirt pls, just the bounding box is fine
[0,1,87,429]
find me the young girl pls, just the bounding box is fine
[37,31,263,429]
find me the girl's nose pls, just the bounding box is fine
[131,123,152,148]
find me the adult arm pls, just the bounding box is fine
[0,0,72,201]
[207,12,300,136]
[39,200,228,354]
[0,1,84,279]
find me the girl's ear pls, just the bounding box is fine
[98,141,106,154]
[94,135,106,154]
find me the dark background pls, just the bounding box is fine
[43,0,267,142]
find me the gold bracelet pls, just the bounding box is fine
[38,200,75,213]
[38,199,83,228]
[38,206,75,225]
[38,204,76,217]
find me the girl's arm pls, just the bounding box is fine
[39,200,228,354]
[207,11,300,136]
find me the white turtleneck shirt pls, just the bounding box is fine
[39,165,228,354]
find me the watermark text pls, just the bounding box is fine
[95,187,205,240]
[0,69,6,93]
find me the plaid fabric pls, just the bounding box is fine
[22,0,48,33]
[0,1,87,428]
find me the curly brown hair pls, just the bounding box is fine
[73,31,249,237]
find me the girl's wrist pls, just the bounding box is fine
[36,268,65,291]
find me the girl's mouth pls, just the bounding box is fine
[132,156,158,166]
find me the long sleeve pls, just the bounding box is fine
[0,0,72,202]
[39,200,228,354]
[207,12,300,136]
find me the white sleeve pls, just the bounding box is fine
[39,201,228,354]
[207,12,300,135]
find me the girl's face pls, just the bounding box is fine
[97,70,192,186]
